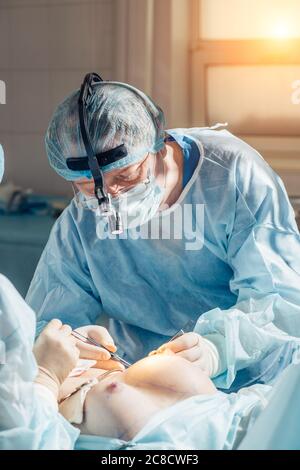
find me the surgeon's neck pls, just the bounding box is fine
[159,140,183,210]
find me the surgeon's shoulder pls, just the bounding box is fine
[220,133,279,190]
[193,128,277,178]
[191,128,261,168]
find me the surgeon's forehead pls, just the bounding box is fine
[74,159,145,184]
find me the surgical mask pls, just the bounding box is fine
[73,152,166,229]
[112,172,165,230]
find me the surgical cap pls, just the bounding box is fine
[45,82,166,181]
[0,144,4,182]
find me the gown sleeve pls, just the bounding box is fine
[195,145,300,390]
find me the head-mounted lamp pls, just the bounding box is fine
[66,72,125,234]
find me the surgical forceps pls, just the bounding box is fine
[169,319,196,342]
[71,330,132,368]
[150,319,196,355]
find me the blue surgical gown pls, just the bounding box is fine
[26,128,300,391]
[0,274,79,449]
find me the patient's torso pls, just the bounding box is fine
[70,354,217,441]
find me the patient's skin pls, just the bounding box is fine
[59,350,217,441]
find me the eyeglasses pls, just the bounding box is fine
[72,152,156,210]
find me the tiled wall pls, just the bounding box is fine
[0,0,115,196]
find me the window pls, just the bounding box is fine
[190,0,300,170]
[200,0,300,40]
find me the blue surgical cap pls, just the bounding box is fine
[0,144,4,182]
[45,81,166,181]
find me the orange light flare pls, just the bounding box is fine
[269,19,298,40]
[263,19,300,58]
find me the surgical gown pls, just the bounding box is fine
[26,128,300,391]
[0,274,79,449]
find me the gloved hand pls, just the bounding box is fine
[149,332,221,377]
[33,319,80,385]
[74,325,124,371]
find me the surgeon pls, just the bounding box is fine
[26,73,300,391]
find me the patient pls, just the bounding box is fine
[32,318,217,444]
[32,320,275,449]
[58,349,217,441]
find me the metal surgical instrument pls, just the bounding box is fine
[169,318,196,342]
[71,330,132,368]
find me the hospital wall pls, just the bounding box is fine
[0,0,299,198]
[0,0,188,197]
[0,0,117,197]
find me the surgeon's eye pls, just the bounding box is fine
[116,164,144,183]
[118,171,141,182]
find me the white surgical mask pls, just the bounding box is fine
[73,151,166,229]
[112,174,165,230]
